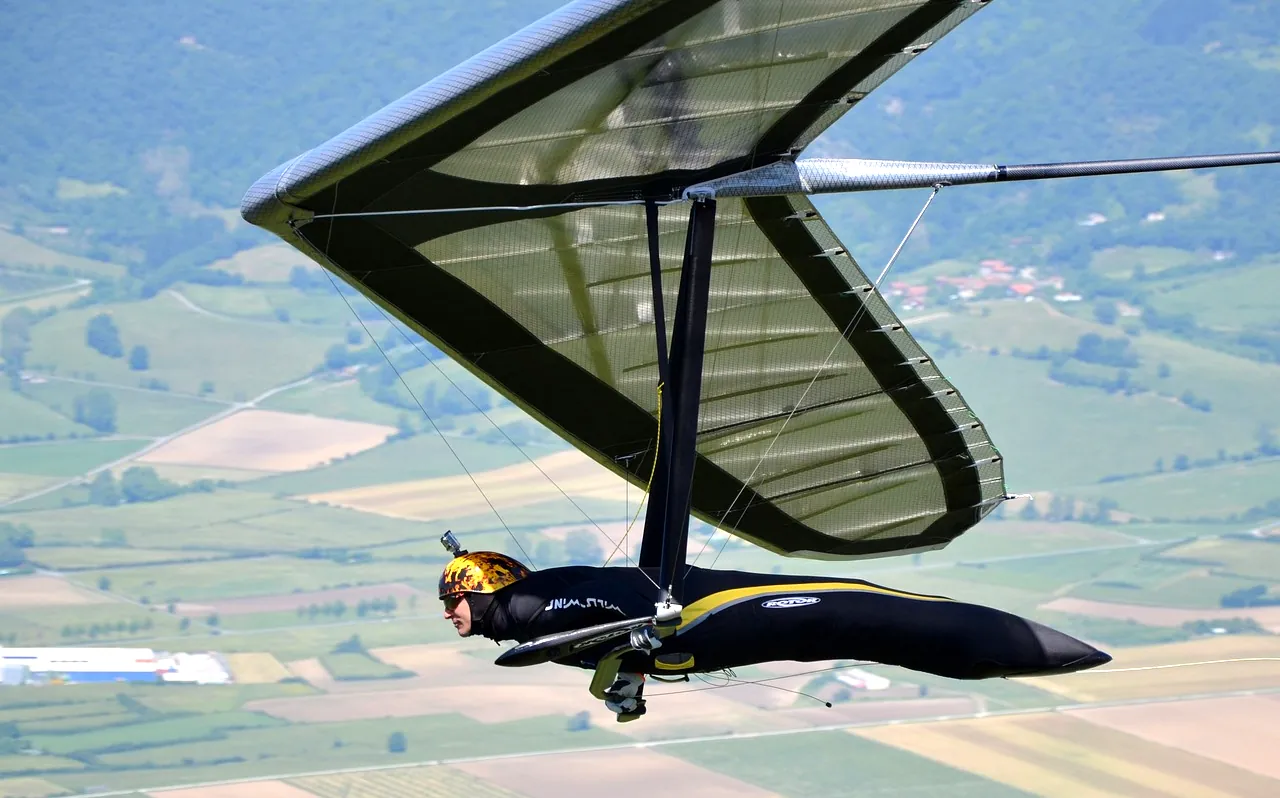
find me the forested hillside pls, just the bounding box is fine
[3,0,1279,282]
[817,0,1280,270]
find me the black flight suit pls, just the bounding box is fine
[469,564,1110,680]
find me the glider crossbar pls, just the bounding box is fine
[683,151,1280,199]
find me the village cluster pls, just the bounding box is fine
[885,259,1086,312]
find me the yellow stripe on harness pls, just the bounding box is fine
[654,653,695,671]
[676,581,952,635]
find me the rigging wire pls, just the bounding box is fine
[625,460,629,566]
[321,277,538,569]
[602,384,665,572]
[368,304,655,587]
[304,185,537,570]
[696,670,834,708]
[647,656,1280,700]
[689,184,946,573]
[652,660,873,698]
[1085,657,1280,674]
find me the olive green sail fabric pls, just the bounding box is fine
[242,0,1006,560]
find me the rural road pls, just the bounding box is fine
[72,684,1280,798]
[0,374,315,508]
[30,373,233,405]
[1,277,92,304]
[166,287,277,325]
[167,288,224,319]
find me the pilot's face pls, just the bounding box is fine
[443,594,472,636]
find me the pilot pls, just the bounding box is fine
[439,544,653,719]
[438,534,1111,722]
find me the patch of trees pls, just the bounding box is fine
[0,721,28,755]
[2,307,38,390]
[1010,332,1141,369]
[356,596,399,617]
[1220,585,1280,609]
[74,388,118,433]
[332,634,367,654]
[1146,495,1280,525]
[1,432,62,444]
[291,597,402,620]
[1232,327,1280,364]
[350,362,500,430]
[60,617,154,640]
[1177,390,1212,413]
[1015,495,1119,524]
[87,466,233,506]
[68,216,255,306]
[1181,618,1266,637]
[1100,431,1278,486]
[85,313,151,371]
[86,313,123,358]
[0,522,35,568]
[998,278,1274,374]
[129,345,149,371]
[322,341,386,373]
[296,547,372,564]
[1232,497,1280,525]
[298,600,350,620]
[318,329,506,427]
[1141,305,1280,365]
[1011,333,1217,411]
[1073,333,1139,368]
[1047,364,1144,397]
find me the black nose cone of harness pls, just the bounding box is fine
[1011,619,1113,677]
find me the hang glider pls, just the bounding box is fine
[242,0,1280,602]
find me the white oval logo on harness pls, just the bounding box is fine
[761,596,820,609]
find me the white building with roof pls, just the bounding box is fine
[0,647,231,685]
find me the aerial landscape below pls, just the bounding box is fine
[2,1,1279,796]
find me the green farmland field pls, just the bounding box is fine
[24,292,346,401]
[0,439,144,477]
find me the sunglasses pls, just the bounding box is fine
[442,595,464,612]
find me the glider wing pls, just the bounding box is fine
[242,0,1005,560]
